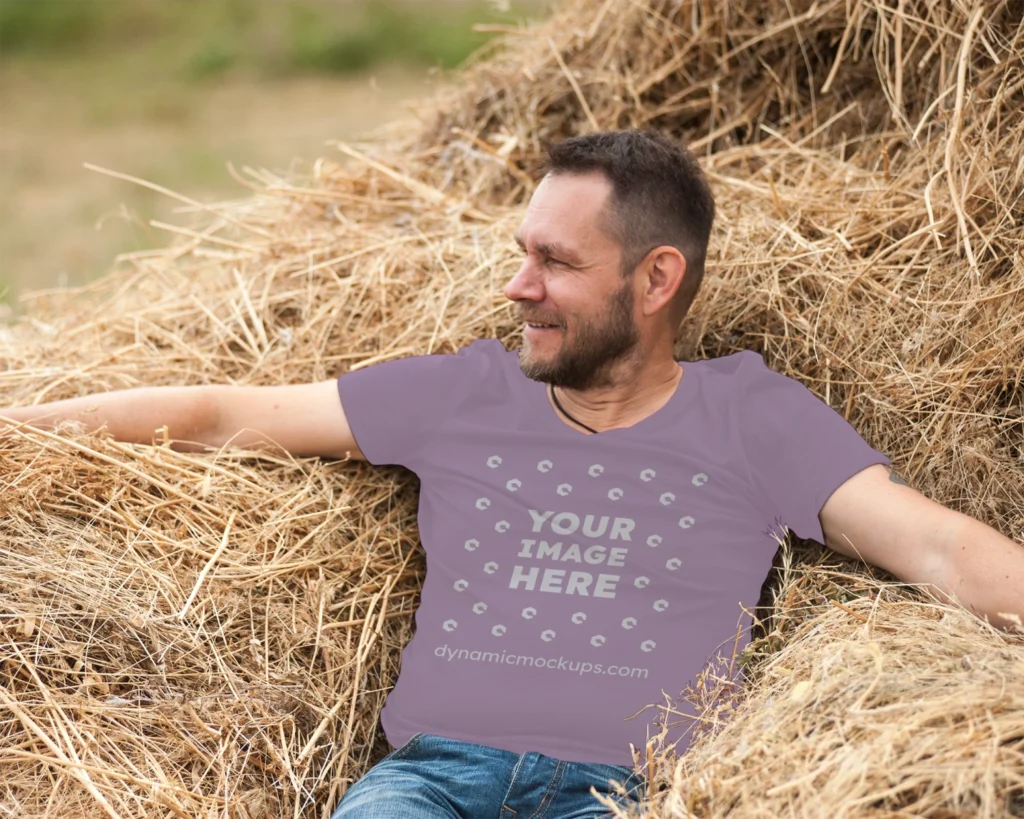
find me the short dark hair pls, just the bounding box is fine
[543,130,715,327]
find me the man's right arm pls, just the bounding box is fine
[0,381,365,460]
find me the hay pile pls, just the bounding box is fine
[2,0,1023,816]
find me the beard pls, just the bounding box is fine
[517,278,641,391]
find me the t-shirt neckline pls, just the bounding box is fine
[514,354,701,439]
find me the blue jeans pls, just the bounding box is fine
[331,732,647,818]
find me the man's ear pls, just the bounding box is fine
[640,246,686,318]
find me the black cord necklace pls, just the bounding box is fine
[548,383,599,434]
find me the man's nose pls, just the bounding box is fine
[505,259,543,303]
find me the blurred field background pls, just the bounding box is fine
[0,0,546,311]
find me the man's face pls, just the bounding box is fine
[505,171,641,391]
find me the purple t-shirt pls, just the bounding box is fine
[336,338,890,766]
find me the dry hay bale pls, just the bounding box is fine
[614,541,1024,817]
[1,0,1022,816]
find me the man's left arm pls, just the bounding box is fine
[819,463,1024,632]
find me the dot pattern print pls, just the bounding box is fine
[441,452,710,655]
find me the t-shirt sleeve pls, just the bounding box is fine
[736,350,892,543]
[336,338,493,470]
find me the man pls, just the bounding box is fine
[2,130,1022,818]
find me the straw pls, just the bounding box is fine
[2,1,1022,816]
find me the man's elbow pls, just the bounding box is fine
[940,516,1024,634]
[165,386,225,451]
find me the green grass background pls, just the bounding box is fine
[0,0,521,77]
[0,0,544,307]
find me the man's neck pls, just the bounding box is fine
[550,359,683,433]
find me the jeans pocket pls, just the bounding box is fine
[583,763,644,801]
[380,732,425,763]
[623,769,648,801]
[604,767,646,802]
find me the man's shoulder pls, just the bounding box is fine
[456,337,509,358]
[693,350,804,405]
[693,349,761,376]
